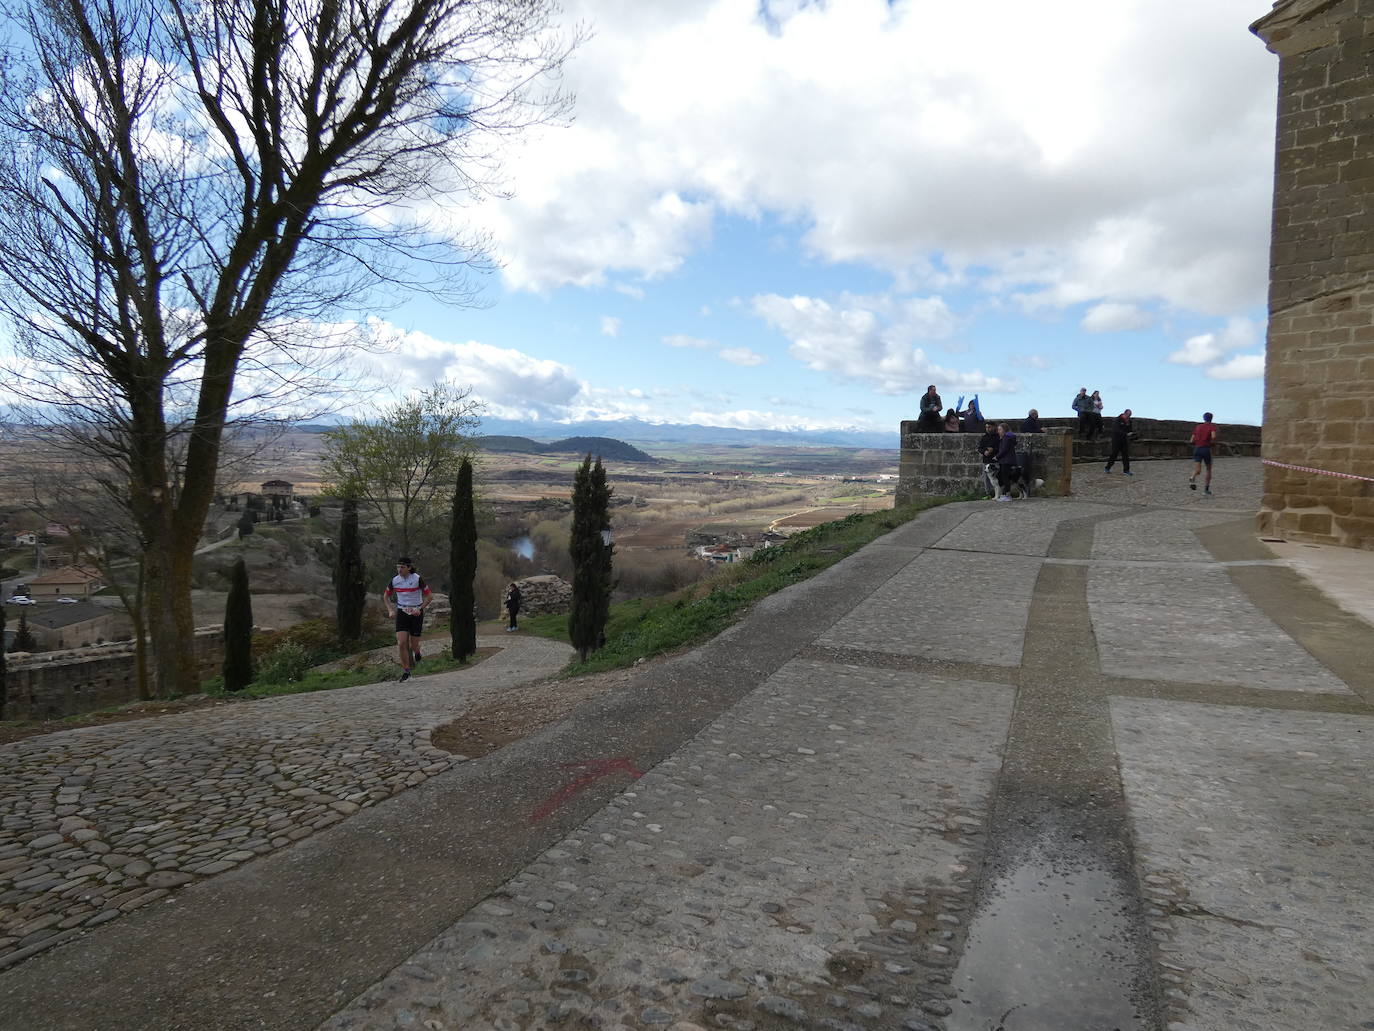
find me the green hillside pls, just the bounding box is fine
[477,435,656,463]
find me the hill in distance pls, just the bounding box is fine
[478,435,657,463]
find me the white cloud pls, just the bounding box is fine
[1167,317,1259,366]
[600,316,621,337]
[614,283,646,299]
[455,0,1273,320]
[1206,353,1264,380]
[664,334,713,349]
[372,323,582,418]
[719,347,765,367]
[1081,302,1155,333]
[752,292,1015,395]
[1010,354,1052,370]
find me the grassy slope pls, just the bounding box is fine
[521,494,960,676]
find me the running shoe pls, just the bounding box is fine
[399,669,410,682]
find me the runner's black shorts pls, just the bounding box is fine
[1192,446,1213,467]
[394,609,424,636]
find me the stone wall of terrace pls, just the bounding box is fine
[2,628,225,721]
[896,427,1073,505]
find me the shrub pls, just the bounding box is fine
[256,641,313,684]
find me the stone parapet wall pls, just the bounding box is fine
[3,628,226,721]
[511,575,572,616]
[896,428,1073,505]
[1253,0,1374,551]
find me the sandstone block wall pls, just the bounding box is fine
[1252,0,1374,550]
[3,628,226,721]
[896,428,1073,505]
[511,575,573,616]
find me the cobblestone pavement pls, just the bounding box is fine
[318,466,1374,1031]
[4,457,1373,1031]
[0,635,571,971]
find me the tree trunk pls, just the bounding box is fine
[144,542,199,697]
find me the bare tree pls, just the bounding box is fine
[0,0,572,695]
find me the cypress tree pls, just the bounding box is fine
[223,557,254,691]
[13,609,36,653]
[569,454,613,661]
[335,498,367,641]
[590,457,614,646]
[450,459,477,662]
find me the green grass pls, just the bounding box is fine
[526,494,963,677]
[203,635,492,700]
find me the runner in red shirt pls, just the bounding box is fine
[1189,413,1219,495]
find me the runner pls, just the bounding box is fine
[382,556,431,682]
[1189,412,1219,495]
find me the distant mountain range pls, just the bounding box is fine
[478,435,657,463]
[474,417,896,450]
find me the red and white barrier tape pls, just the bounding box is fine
[1262,459,1374,483]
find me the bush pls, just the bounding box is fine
[256,641,313,684]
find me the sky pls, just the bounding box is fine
[9,0,1284,438]
[357,0,1281,435]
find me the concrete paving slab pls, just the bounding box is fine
[1088,564,1352,693]
[1112,697,1374,1031]
[818,550,1042,667]
[321,661,1016,1031]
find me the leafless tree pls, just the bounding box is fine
[0,0,573,695]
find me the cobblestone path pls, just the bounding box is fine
[2,460,1371,1031]
[0,635,571,971]
[321,479,1374,1031]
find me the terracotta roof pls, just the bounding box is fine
[28,566,103,585]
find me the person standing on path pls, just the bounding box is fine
[1072,387,1092,438]
[995,422,1020,500]
[504,582,522,632]
[383,557,431,682]
[1104,410,1135,475]
[1089,390,1105,440]
[1189,412,1219,494]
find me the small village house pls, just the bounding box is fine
[25,566,105,600]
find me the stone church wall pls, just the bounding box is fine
[1252,0,1374,550]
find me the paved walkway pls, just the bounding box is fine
[1,459,1371,1031]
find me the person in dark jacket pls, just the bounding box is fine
[1020,409,1043,433]
[995,423,1019,500]
[504,582,522,631]
[1104,410,1135,475]
[975,424,1000,497]
[916,384,944,431]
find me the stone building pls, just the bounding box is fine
[1251,0,1374,550]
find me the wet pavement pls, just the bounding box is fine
[1,458,1372,1031]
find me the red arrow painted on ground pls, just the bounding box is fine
[531,757,644,822]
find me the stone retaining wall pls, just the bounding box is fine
[896,427,1073,505]
[3,628,226,721]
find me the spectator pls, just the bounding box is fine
[917,384,944,431]
[1020,409,1043,433]
[960,401,985,433]
[976,423,1000,497]
[944,408,961,432]
[1071,387,1092,438]
[995,422,1020,501]
[1088,390,1105,440]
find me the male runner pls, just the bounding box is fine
[1189,412,1219,495]
[383,556,431,682]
